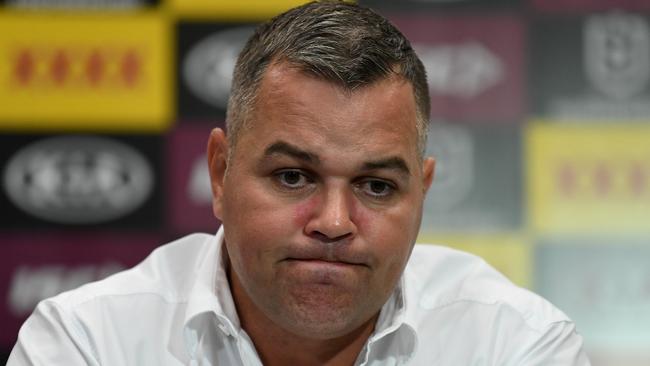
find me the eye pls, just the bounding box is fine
[357,179,396,198]
[274,169,312,189]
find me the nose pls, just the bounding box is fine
[304,186,357,243]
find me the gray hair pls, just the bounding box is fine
[226,0,430,157]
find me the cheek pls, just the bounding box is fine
[292,195,319,227]
[349,199,369,231]
[363,202,419,254]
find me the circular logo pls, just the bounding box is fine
[182,27,255,109]
[3,136,154,224]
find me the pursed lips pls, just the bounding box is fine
[281,247,371,268]
[278,247,373,287]
[285,258,363,269]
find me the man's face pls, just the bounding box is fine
[209,63,434,340]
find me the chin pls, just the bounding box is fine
[272,297,377,340]
[282,316,371,340]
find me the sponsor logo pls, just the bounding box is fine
[556,160,649,199]
[536,243,650,349]
[3,136,154,224]
[0,14,170,126]
[415,42,503,98]
[424,124,474,209]
[574,260,650,311]
[528,123,650,233]
[584,12,650,100]
[7,263,124,316]
[421,125,521,230]
[182,27,255,109]
[9,46,143,89]
[167,125,220,232]
[394,15,523,121]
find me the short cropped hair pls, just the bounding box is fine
[227,0,430,157]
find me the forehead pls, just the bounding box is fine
[241,63,419,154]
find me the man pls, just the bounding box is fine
[9,1,590,365]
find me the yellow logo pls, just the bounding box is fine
[527,122,650,234]
[0,13,171,131]
[9,47,143,89]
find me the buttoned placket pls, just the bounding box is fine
[356,275,417,366]
[236,329,264,366]
[213,313,264,366]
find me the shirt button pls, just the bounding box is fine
[218,323,230,335]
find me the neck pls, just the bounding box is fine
[245,312,377,366]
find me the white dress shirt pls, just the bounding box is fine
[8,229,590,365]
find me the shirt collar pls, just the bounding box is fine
[375,275,409,336]
[360,271,418,364]
[183,227,240,337]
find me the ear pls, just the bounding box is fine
[207,128,228,220]
[421,156,435,195]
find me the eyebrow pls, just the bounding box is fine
[263,141,320,164]
[263,140,411,177]
[361,157,411,177]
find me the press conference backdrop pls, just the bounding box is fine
[0,0,648,364]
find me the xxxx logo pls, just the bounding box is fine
[9,46,144,89]
[555,160,650,199]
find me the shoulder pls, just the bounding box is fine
[8,233,216,365]
[402,244,590,364]
[46,232,214,311]
[405,244,570,331]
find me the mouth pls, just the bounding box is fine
[285,258,363,267]
[281,258,367,286]
[281,245,371,269]
[284,251,370,268]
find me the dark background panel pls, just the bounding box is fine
[176,22,257,121]
[529,16,592,116]
[421,123,523,231]
[0,134,163,230]
[530,13,650,119]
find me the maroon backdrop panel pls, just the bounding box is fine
[167,123,222,234]
[391,15,525,123]
[0,233,162,348]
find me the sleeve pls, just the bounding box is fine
[7,300,100,366]
[509,321,592,366]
